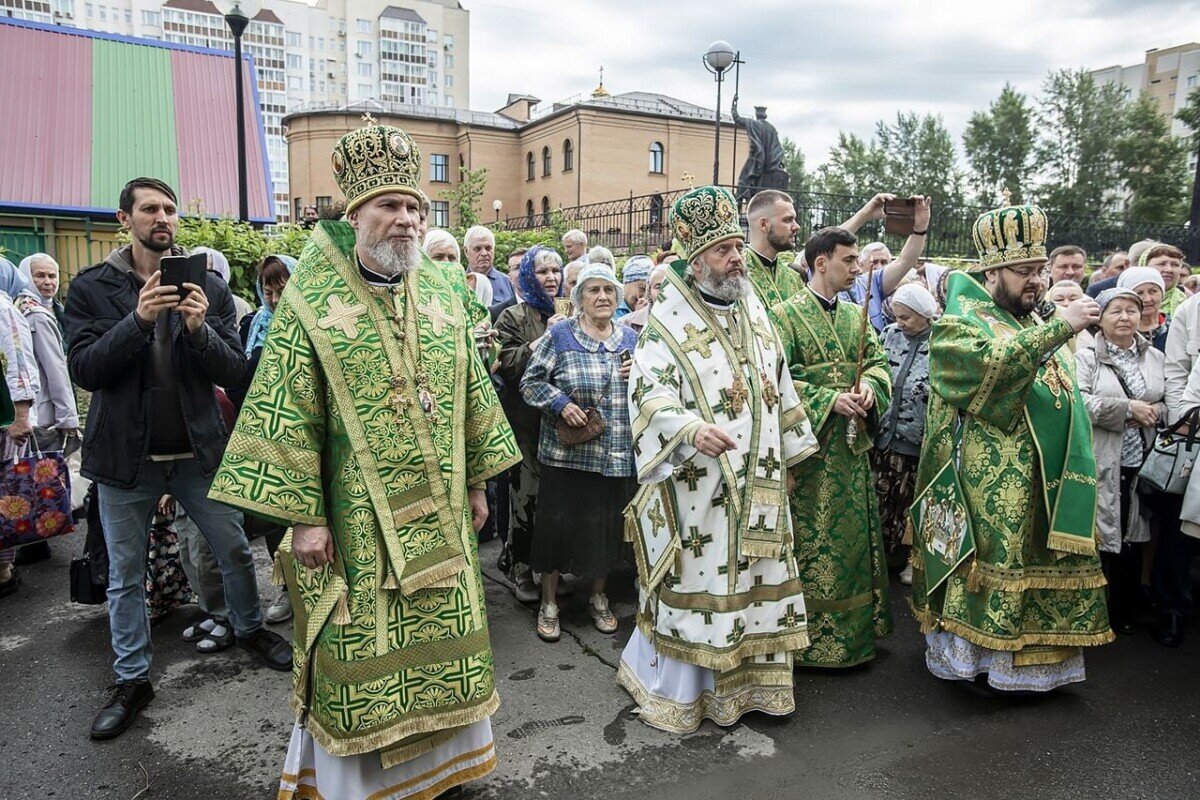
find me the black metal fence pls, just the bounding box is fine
[496,186,1199,262]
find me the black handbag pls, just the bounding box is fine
[69,484,108,605]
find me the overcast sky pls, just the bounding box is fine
[466,0,1200,168]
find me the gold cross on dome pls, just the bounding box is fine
[361,112,378,126]
[417,295,456,336]
[318,295,367,338]
[1001,186,1013,205]
[680,171,696,190]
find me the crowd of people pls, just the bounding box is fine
[1,114,1197,800]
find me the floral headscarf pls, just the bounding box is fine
[517,245,562,317]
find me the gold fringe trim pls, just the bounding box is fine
[1047,531,1098,557]
[330,588,352,626]
[908,548,925,571]
[966,559,982,592]
[966,569,1107,593]
[1012,646,1076,667]
[378,726,461,769]
[271,553,287,587]
[901,516,913,546]
[738,540,785,561]
[381,569,400,590]
[635,615,809,673]
[908,600,939,635]
[290,690,501,759]
[938,617,1115,652]
[399,556,467,595]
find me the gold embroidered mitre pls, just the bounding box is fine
[969,199,1048,273]
[670,185,744,262]
[331,116,423,213]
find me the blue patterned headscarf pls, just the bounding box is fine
[517,245,562,317]
[244,254,297,356]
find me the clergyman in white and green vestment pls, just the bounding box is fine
[619,186,819,733]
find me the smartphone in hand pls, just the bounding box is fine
[159,254,208,296]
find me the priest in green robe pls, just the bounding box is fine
[772,226,894,668]
[910,200,1113,692]
[743,189,807,309]
[210,117,521,799]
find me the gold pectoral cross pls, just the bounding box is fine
[727,374,750,416]
[318,295,367,339]
[761,371,778,412]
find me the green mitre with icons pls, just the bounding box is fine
[331,113,425,213]
[669,185,744,264]
[969,188,1049,273]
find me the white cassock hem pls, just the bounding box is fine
[278,718,495,800]
[925,631,1086,692]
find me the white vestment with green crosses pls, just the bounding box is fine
[617,266,819,733]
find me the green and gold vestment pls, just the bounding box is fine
[745,248,806,312]
[210,221,520,761]
[772,287,894,667]
[910,272,1112,657]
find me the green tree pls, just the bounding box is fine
[1116,92,1190,222]
[875,111,964,205]
[440,166,490,228]
[780,136,807,193]
[813,131,887,197]
[1177,84,1200,150]
[1033,68,1128,217]
[962,83,1034,205]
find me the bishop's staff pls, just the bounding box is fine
[845,258,879,448]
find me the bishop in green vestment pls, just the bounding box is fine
[911,202,1112,692]
[772,227,894,668]
[210,119,520,800]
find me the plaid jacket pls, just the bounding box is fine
[520,318,637,477]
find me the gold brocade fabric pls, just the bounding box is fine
[210,221,520,757]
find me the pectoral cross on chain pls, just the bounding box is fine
[726,374,750,416]
[417,296,456,336]
[318,296,367,339]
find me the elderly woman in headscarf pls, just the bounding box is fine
[616,254,653,326]
[230,254,297,412]
[18,253,66,336]
[520,264,638,642]
[4,259,78,454]
[191,246,253,325]
[871,282,937,585]
[1119,266,1169,352]
[0,258,41,595]
[1075,287,1165,635]
[494,245,566,602]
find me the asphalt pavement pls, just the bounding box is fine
[2,533,1198,800]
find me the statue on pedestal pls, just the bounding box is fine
[732,100,789,203]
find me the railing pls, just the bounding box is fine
[496,186,1200,261]
[0,222,124,289]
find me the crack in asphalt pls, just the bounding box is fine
[481,570,621,671]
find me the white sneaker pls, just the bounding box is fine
[899,564,914,586]
[265,590,293,624]
[510,563,539,604]
[537,602,560,642]
[588,593,618,634]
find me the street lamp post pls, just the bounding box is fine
[219,1,261,222]
[702,41,736,186]
[492,199,503,224]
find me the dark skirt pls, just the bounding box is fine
[530,463,636,579]
[871,449,919,567]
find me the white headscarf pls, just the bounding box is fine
[17,253,58,308]
[892,283,938,319]
[190,246,230,283]
[1117,266,1165,293]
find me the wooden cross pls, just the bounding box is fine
[683,526,712,557]
[680,323,715,359]
[758,447,781,480]
[726,374,750,416]
[417,296,456,336]
[318,296,367,339]
[675,462,708,492]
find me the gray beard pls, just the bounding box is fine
[699,260,750,302]
[361,236,421,277]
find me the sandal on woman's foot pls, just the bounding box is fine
[196,618,234,653]
[182,616,217,643]
[537,602,560,642]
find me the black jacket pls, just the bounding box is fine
[65,247,247,489]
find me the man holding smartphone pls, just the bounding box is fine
[66,177,291,741]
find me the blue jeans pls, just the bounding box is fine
[98,458,263,682]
